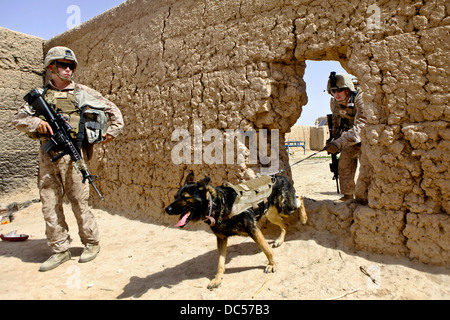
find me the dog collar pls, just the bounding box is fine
[204,193,216,226]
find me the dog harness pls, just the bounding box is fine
[224,175,275,218]
[203,175,275,226]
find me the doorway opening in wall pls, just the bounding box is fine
[286,60,356,202]
[296,60,354,126]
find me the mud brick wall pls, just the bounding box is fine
[45,0,307,221]
[2,0,447,265]
[348,4,450,265]
[0,28,43,194]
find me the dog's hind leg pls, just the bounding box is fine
[297,196,308,225]
[267,205,287,248]
[207,236,228,290]
[250,227,277,273]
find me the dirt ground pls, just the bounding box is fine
[0,150,449,300]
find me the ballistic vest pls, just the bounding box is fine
[44,88,80,139]
[28,84,108,159]
[37,84,108,145]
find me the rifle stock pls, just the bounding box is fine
[24,89,104,200]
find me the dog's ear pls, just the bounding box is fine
[197,177,211,189]
[184,171,195,185]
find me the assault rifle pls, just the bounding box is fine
[326,114,340,194]
[24,89,104,200]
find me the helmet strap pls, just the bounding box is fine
[335,89,351,105]
[51,62,73,82]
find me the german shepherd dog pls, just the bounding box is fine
[165,172,307,289]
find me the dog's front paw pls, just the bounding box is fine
[264,263,277,273]
[207,277,222,290]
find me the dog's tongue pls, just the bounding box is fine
[174,212,190,228]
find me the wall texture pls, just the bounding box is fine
[3,0,448,265]
[0,28,43,195]
[45,0,308,222]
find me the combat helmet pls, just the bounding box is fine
[327,72,356,94]
[44,46,78,69]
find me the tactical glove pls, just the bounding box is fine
[325,141,339,154]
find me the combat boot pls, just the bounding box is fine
[79,244,100,263]
[39,250,71,272]
[339,194,354,201]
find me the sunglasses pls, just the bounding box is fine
[55,61,76,70]
[331,88,346,94]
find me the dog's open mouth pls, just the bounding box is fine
[174,211,191,228]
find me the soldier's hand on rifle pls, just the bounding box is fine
[325,141,339,154]
[37,120,53,136]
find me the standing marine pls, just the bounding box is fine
[324,72,367,201]
[12,46,124,271]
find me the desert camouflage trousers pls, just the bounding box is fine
[338,143,361,196]
[38,148,99,253]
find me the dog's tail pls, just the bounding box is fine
[295,196,308,225]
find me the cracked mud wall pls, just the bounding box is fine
[0,28,43,194]
[11,0,447,265]
[45,0,308,221]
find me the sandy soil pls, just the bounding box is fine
[0,150,449,300]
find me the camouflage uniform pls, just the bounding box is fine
[327,73,367,198]
[12,48,124,258]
